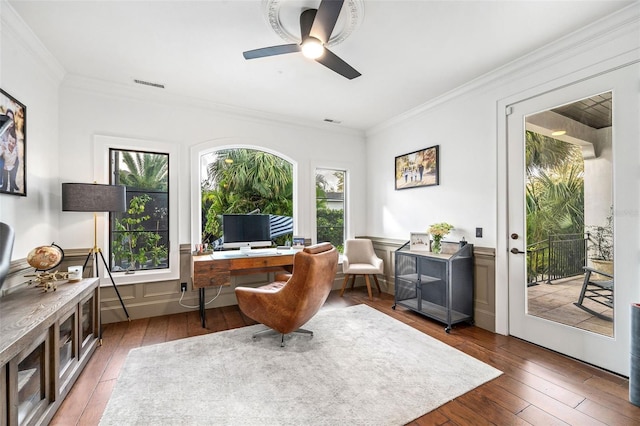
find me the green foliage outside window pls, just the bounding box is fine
[316,207,344,252]
[201,149,293,245]
[315,169,345,252]
[112,194,168,269]
[525,131,585,281]
[110,150,169,272]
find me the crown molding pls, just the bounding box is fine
[62,73,364,138]
[1,1,66,84]
[367,2,640,136]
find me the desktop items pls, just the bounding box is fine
[26,243,64,270]
[68,265,83,282]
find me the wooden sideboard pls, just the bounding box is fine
[0,278,100,426]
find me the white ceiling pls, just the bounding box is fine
[7,0,633,131]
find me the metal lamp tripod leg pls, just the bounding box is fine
[82,247,130,321]
[98,248,130,320]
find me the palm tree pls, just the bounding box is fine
[525,132,585,282]
[202,149,293,242]
[525,131,572,174]
[117,151,168,190]
[527,161,584,243]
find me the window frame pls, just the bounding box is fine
[109,148,170,274]
[94,135,179,285]
[314,167,347,249]
[190,142,298,249]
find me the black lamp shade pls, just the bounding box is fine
[62,183,126,212]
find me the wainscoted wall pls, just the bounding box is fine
[3,239,496,331]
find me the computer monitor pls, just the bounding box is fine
[222,214,271,249]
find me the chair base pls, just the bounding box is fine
[340,274,382,300]
[252,327,314,347]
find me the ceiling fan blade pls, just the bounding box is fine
[299,8,316,40]
[315,47,361,80]
[310,0,344,44]
[243,44,300,60]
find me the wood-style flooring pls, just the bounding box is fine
[51,290,639,425]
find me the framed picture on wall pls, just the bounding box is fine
[0,88,26,196]
[395,145,439,190]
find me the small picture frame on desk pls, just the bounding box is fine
[410,232,430,251]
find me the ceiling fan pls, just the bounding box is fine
[243,0,361,80]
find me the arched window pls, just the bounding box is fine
[196,147,294,249]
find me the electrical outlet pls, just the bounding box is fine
[180,282,187,292]
[475,227,483,238]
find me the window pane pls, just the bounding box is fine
[109,149,169,272]
[316,168,345,251]
[200,149,293,248]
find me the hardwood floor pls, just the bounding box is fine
[51,290,639,425]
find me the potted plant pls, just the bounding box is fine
[428,222,453,254]
[586,209,613,275]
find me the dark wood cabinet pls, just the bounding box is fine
[0,278,100,425]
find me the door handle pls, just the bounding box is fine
[510,248,525,254]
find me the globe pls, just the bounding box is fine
[27,244,64,271]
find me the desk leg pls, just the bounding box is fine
[199,288,206,328]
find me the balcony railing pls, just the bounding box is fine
[527,233,587,286]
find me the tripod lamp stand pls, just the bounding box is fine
[62,182,130,320]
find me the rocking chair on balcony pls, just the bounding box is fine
[573,266,613,321]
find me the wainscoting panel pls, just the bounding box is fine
[3,241,496,330]
[471,247,496,332]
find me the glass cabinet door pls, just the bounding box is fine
[58,309,77,385]
[16,336,48,425]
[80,293,96,355]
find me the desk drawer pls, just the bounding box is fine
[192,259,232,288]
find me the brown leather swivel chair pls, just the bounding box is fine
[235,242,338,346]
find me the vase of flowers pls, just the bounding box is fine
[428,222,454,254]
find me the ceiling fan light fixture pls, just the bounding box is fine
[301,37,324,59]
[551,129,567,136]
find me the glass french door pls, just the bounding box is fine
[507,63,638,375]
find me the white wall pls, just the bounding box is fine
[0,4,64,260]
[56,80,366,252]
[366,88,496,246]
[365,5,640,335]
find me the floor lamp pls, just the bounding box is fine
[62,182,130,320]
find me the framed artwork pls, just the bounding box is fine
[410,232,430,251]
[0,88,26,196]
[395,145,439,190]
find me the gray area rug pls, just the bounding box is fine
[100,304,501,425]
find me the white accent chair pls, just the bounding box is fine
[340,239,384,300]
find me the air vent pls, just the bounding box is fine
[133,79,165,89]
[323,118,342,124]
